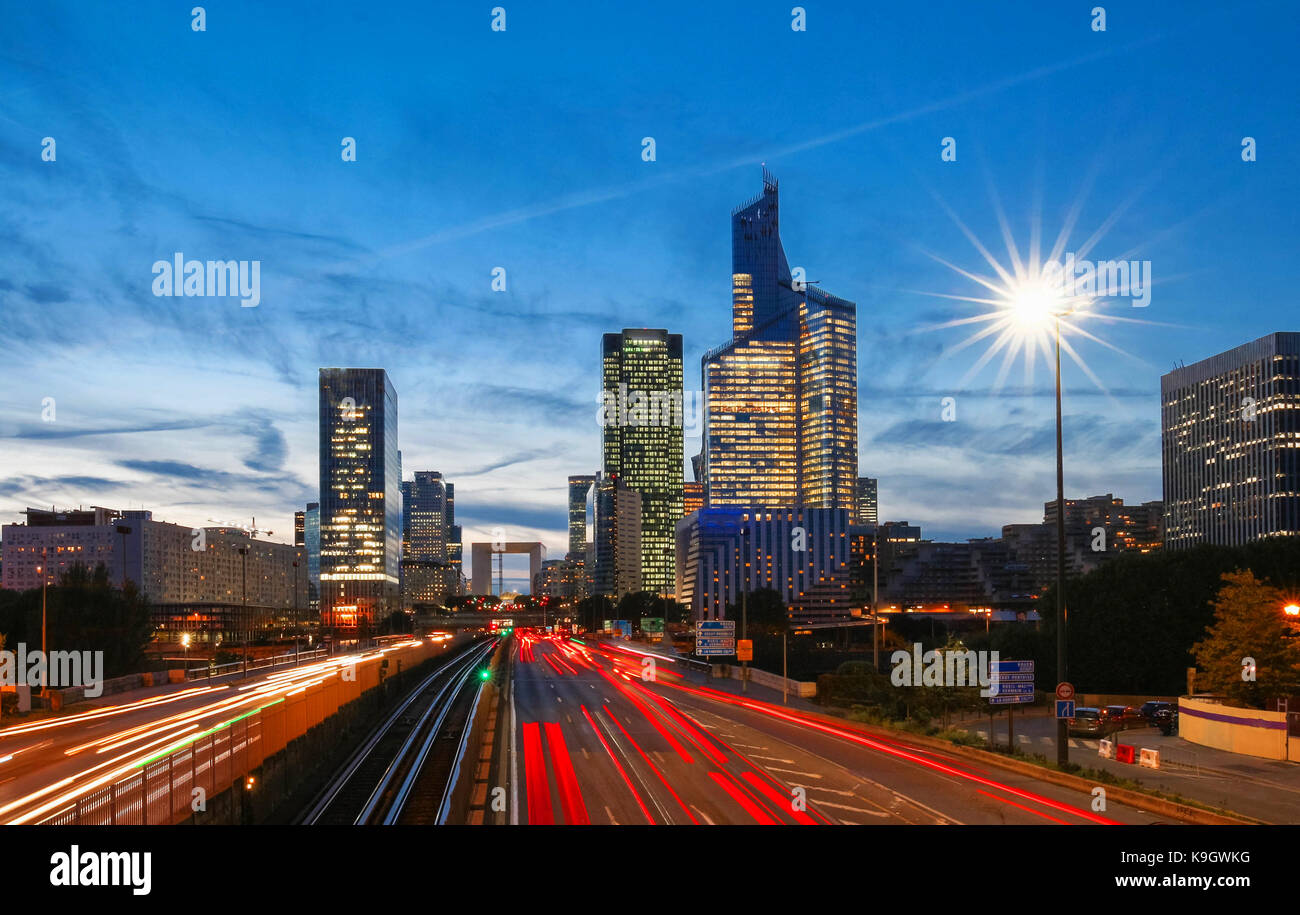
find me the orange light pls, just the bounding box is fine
[1285,604,1300,617]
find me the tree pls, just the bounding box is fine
[576,595,614,633]
[1192,570,1300,707]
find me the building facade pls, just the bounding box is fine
[600,329,684,596]
[593,473,643,598]
[856,477,878,526]
[568,474,596,559]
[400,471,457,607]
[1161,332,1300,547]
[318,368,402,630]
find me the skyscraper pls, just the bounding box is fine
[702,172,859,512]
[568,474,597,559]
[304,502,320,615]
[1161,332,1300,547]
[593,473,643,598]
[446,482,462,594]
[318,368,401,630]
[601,329,684,597]
[401,471,456,606]
[856,477,878,526]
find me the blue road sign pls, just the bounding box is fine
[989,694,1033,705]
[993,672,1035,682]
[699,620,736,630]
[1056,700,1076,719]
[992,660,1035,673]
[987,683,1035,695]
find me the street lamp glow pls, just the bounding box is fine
[1285,603,1300,617]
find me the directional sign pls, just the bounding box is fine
[992,660,1035,673]
[989,694,1033,705]
[994,672,1036,682]
[696,619,736,656]
[987,682,1035,695]
[1056,699,1076,719]
[1056,681,1075,701]
[698,620,736,632]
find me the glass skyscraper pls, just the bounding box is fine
[856,477,878,526]
[568,474,596,559]
[318,368,401,630]
[601,329,684,597]
[702,172,859,512]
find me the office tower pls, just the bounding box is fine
[568,474,597,559]
[400,471,455,606]
[304,502,321,614]
[683,481,705,517]
[856,477,878,526]
[702,171,858,512]
[593,473,642,598]
[1162,333,1300,547]
[318,368,401,630]
[294,510,306,547]
[675,507,851,623]
[445,483,463,594]
[601,329,684,596]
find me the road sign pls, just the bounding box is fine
[737,639,753,662]
[994,671,1035,682]
[1056,699,1076,719]
[1056,681,1075,701]
[642,617,665,634]
[987,682,1035,696]
[698,620,736,632]
[989,694,1033,705]
[992,660,1034,673]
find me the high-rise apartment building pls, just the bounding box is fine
[318,368,402,630]
[601,329,684,596]
[702,172,858,512]
[856,477,878,526]
[1161,332,1300,547]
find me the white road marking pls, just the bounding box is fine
[763,767,823,779]
[750,755,796,764]
[605,805,618,825]
[691,805,715,825]
[814,800,890,817]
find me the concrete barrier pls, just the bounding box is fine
[712,664,816,699]
[1179,696,1290,761]
[1139,747,1161,769]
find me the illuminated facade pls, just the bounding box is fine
[856,477,878,526]
[400,471,456,606]
[702,172,858,512]
[568,474,596,558]
[683,481,705,517]
[601,329,684,597]
[593,473,643,599]
[318,368,401,630]
[1162,333,1300,547]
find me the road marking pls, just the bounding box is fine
[805,785,857,798]
[813,799,890,817]
[763,767,823,779]
[691,805,715,825]
[750,755,796,764]
[509,685,519,825]
[605,805,618,825]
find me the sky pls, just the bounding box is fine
[1,1,1297,588]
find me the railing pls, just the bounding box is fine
[187,647,329,680]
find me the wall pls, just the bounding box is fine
[1179,696,1290,760]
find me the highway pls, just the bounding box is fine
[503,633,1170,825]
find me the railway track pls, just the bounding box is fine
[298,637,495,825]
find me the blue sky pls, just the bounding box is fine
[2,1,1297,586]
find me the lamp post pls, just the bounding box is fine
[238,545,249,677]
[1053,312,1070,767]
[740,525,749,694]
[181,632,191,672]
[872,525,880,671]
[293,559,300,667]
[39,547,48,697]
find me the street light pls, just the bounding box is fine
[739,524,749,693]
[1285,603,1300,617]
[38,547,48,697]
[238,545,250,677]
[181,632,191,672]
[293,558,301,667]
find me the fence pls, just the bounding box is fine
[36,639,439,825]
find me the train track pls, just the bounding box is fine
[298,637,494,825]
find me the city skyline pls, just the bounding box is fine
[2,0,1298,584]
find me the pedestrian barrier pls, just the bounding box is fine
[1139,747,1161,769]
[1098,738,1114,759]
[1115,743,1136,764]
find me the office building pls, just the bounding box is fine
[1161,332,1300,547]
[675,506,852,623]
[401,471,457,607]
[568,474,596,559]
[856,477,878,526]
[304,502,321,615]
[683,481,705,517]
[701,171,859,513]
[601,329,684,596]
[318,368,401,630]
[593,473,642,598]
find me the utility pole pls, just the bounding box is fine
[740,525,748,693]
[872,526,880,671]
[1054,314,1070,767]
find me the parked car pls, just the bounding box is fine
[1153,706,1179,736]
[1102,705,1145,730]
[1138,700,1175,724]
[1068,707,1111,737]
